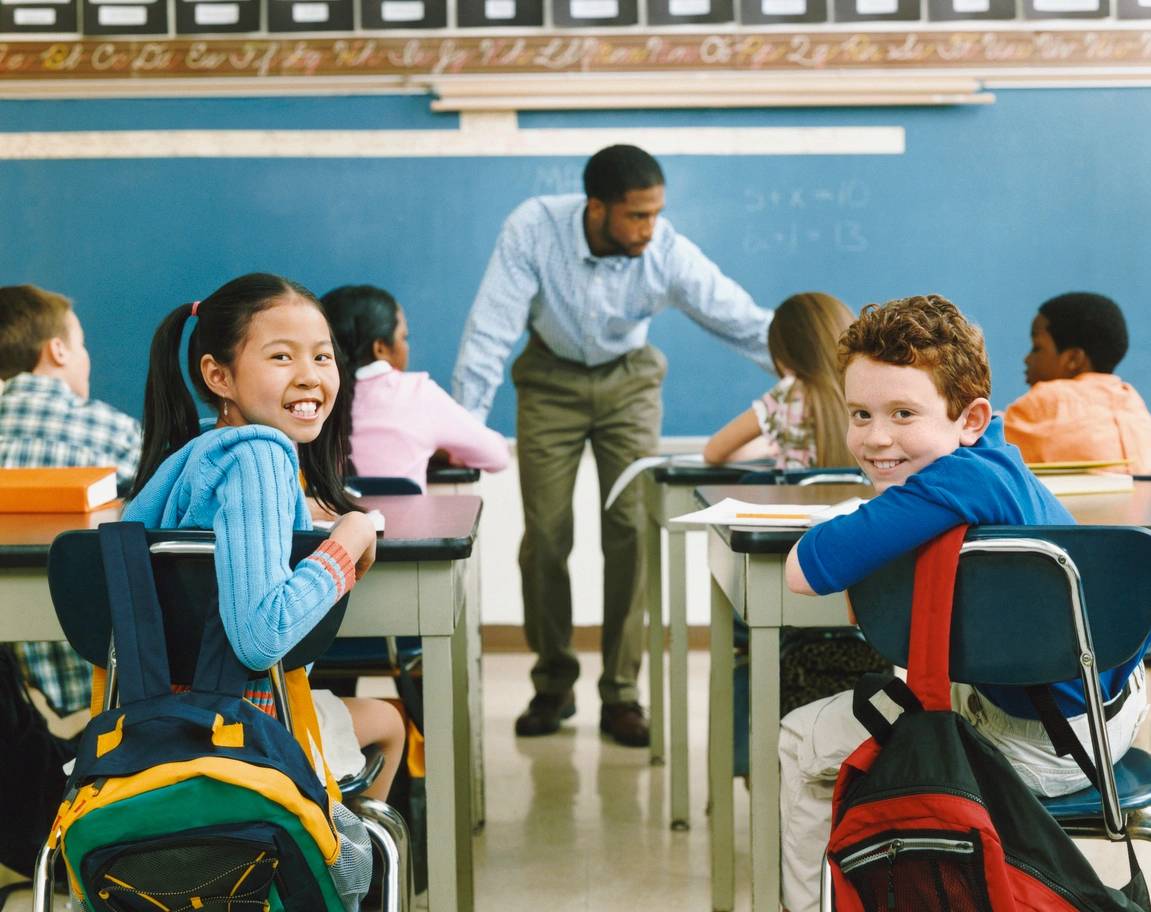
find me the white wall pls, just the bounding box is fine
[476,439,713,628]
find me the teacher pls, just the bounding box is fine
[453,145,772,746]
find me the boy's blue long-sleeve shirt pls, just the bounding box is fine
[122,426,353,672]
[796,417,1145,718]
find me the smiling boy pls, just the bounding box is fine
[778,294,1149,912]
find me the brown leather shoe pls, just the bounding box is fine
[515,691,576,736]
[600,701,650,747]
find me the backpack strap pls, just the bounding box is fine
[906,524,969,711]
[852,672,923,743]
[98,522,250,701]
[1025,684,1100,783]
[98,522,173,703]
[189,608,253,698]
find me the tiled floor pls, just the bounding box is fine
[470,651,749,912]
[7,651,1150,911]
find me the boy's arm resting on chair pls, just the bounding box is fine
[785,471,977,596]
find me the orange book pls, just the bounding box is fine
[0,466,119,513]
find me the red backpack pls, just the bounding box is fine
[826,525,1149,912]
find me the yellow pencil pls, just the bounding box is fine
[735,512,810,520]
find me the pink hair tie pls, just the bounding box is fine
[190,300,201,316]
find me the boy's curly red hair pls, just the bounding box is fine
[837,294,991,420]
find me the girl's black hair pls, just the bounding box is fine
[320,284,401,373]
[130,272,357,515]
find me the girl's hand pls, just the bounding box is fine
[327,511,378,580]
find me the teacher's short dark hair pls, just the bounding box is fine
[1039,291,1128,374]
[583,145,664,203]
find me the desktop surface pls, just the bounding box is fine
[0,495,482,567]
[695,480,1151,554]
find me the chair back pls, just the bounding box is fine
[48,528,349,683]
[347,476,423,496]
[737,466,869,486]
[848,525,1151,685]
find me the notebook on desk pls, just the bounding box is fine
[1036,472,1135,497]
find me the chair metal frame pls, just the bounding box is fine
[32,533,412,912]
[819,528,1151,911]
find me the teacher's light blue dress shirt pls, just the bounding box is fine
[452,193,773,419]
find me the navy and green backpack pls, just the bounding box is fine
[45,522,352,912]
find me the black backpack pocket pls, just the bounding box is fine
[835,829,992,912]
[82,822,290,912]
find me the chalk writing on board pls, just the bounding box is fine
[741,180,870,256]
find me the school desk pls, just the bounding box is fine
[694,480,1151,912]
[0,493,483,912]
[641,462,755,830]
[428,466,486,831]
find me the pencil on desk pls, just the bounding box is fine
[735,512,810,520]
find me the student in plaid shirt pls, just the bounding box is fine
[0,285,142,716]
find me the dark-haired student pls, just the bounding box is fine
[452,144,772,746]
[0,285,141,721]
[321,284,508,492]
[1004,291,1151,473]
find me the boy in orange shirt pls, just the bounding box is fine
[1004,292,1151,473]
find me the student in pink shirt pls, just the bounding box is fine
[321,285,509,491]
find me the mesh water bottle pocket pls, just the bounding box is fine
[82,824,283,912]
[835,830,993,912]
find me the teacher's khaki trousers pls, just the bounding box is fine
[512,335,666,704]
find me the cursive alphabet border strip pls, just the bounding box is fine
[0,31,1150,81]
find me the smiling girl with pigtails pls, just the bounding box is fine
[124,273,407,911]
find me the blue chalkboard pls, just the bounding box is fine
[1,88,1149,438]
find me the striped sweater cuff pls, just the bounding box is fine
[311,540,357,598]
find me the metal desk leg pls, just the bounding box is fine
[647,512,666,767]
[709,575,735,912]
[749,625,782,912]
[465,547,485,831]
[668,527,690,830]
[423,619,474,912]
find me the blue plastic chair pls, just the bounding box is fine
[37,527,412,912]
[847,525,1151,841]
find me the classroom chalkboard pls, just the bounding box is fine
[1,88,1149,438]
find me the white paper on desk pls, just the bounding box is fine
[669,496,864,528]
[312,509,386,534]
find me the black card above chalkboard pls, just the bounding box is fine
[176,0,262,32]
[82,0,168,34]
[458,0,543,25]
[648,0,734,25]
[0,0,78,31]
[928,0,1014,19]
[360,0,448,28]
[832,0,921,20]
[552,0,638,25]
[268,0,354,30]
[740,0,829,23]
[1023,0,1108,16]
